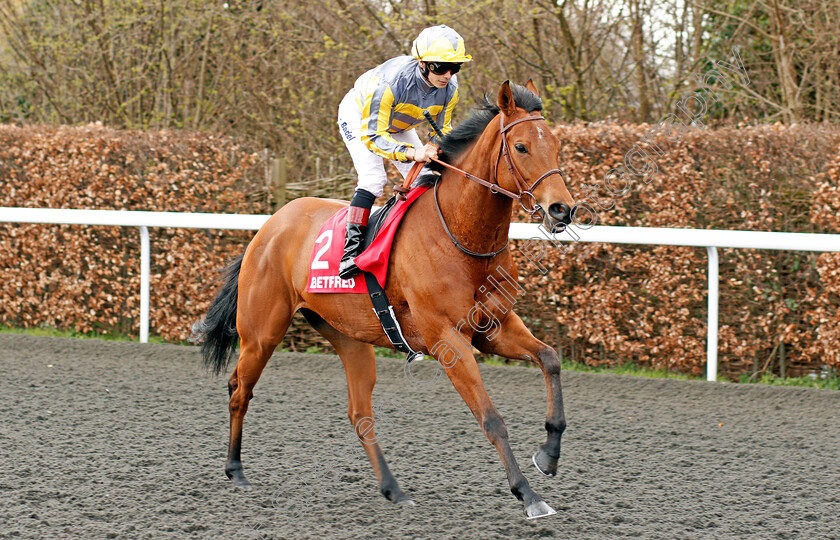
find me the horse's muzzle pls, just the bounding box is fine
[548,202,573,226]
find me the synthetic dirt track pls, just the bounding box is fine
[2,334,839,539]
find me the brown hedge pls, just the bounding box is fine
[2,122,840,378]
[0,124,261,339]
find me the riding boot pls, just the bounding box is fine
[338,221,367,279]
[338,189,375,279]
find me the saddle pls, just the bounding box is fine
[362,195,399,251]
[352,185,429,289]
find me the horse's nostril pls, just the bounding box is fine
[548,203,571,224]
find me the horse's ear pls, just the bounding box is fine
[498,80,516,116]
[525,79,540,97]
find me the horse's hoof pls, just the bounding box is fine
[232,479,252,491]
[524,500,557,520]
[227,470,252,490]
[390,491,415,506]
[532,449,558,477]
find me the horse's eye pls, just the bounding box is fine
[515,143,528,153]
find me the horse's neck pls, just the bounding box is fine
[437,134,513,255]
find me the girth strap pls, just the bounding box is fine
[363,271,422,362]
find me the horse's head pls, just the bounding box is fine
[495,80,575,234]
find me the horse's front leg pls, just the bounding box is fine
[473,312,566,477]
[422,319,556,519]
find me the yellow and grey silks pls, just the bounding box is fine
[350,55,458,163]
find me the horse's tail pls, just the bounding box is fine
[190,254,243,375]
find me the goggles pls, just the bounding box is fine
[426,61,462,75]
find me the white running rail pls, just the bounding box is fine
[4,207,840,381]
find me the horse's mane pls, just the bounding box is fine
[415,83,542,188]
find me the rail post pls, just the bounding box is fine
[140,226,150,343]
[706,246,719,381]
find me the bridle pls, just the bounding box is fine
[431,112,567,258]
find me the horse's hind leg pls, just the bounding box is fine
[300,309,413,505]
[225,296,294,489]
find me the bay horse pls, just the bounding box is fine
[192,80,575,519]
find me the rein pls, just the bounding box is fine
[430,112,565,258]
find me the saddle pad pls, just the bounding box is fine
[306,186,429,294]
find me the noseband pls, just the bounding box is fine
[430,112,567,258]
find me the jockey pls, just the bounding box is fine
[336,24,471,279]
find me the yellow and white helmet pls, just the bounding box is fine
[410,25,472,63]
